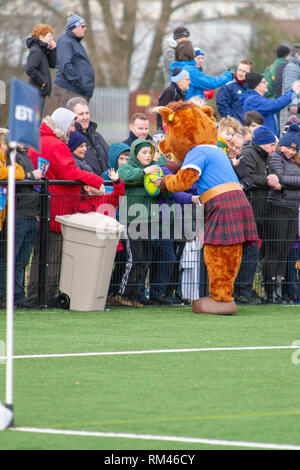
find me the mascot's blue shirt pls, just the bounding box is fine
[182,144,240,195]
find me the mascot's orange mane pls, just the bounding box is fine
[153,100,218,162]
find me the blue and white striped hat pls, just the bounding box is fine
[66,14,86,30]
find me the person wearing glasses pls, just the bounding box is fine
[54,14,95,106]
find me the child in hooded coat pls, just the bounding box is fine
[117,139,163,307]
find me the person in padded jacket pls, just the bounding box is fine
[170,40,232,101]
[118,139,164,307]
[263,124,300,303]
[233,126,279,304]
[27,107,104,307]
[216,59,254,124]
[54,14,95,106]
[26,23,56,118]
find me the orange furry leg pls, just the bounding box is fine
[193,243,242,315]
[204,243,243,301]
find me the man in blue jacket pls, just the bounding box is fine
[241,72,300,136]
[54,14,95,106]
[216,59,254,124]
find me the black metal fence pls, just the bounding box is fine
[1,179,300,308]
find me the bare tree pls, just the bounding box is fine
[0,0,299,91]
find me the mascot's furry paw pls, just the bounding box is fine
[193,296,237,315]
[165,168,199,192]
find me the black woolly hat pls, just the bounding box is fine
[245,72,264,89]
[173,26,190,40]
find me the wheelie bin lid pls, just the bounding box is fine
[55,212,125,234]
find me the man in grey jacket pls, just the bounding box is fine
[162,26,191,86]
[280,43,300,134]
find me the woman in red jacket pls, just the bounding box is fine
[27,107,104,307]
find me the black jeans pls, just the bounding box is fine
[0,217,38,304]
[263,201,298,281]
[234,241,259,297]
[27,231,63,304]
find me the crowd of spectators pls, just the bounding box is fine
[1,16,300,309]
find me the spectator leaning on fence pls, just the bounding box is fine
[118,139,163,308]
[67,130,93,172]
[66,96,109,176]
[25,23,57,118]
[26,107,104,308]
[54,13,94,107]
[234,126,279,304]
[67,131,125,208]
[99,142,131,307]
[263,124,300,304]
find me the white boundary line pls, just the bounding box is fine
[0,345,297,360]
[11,427,300,450]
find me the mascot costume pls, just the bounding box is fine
[153,101,258,315]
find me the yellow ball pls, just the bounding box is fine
[144,168,164,197]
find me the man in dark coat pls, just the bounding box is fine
[26,23,56,117]
[66,96,109,176]
[54,14,95,106]
[234,126,279,304]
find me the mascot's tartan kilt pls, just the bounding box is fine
[204,190,259,245]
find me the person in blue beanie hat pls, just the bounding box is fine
[54,13,95,106]
[194,47,205,70]
[67,130,93,172]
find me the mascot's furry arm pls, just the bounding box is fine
[158,159,199,192]
[154,102,217,194]
[165,169,199,192]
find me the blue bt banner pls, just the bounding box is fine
[8,77,40,151]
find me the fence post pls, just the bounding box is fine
[38,179,50,306]
[199,250,209,297]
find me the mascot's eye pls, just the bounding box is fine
[168,113,175,122]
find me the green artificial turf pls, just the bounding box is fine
[0,304,300,450]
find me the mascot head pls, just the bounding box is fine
[153,101,217,162]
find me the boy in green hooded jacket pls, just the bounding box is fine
[117,138,164,307]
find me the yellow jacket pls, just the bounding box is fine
[0,151,25,231]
